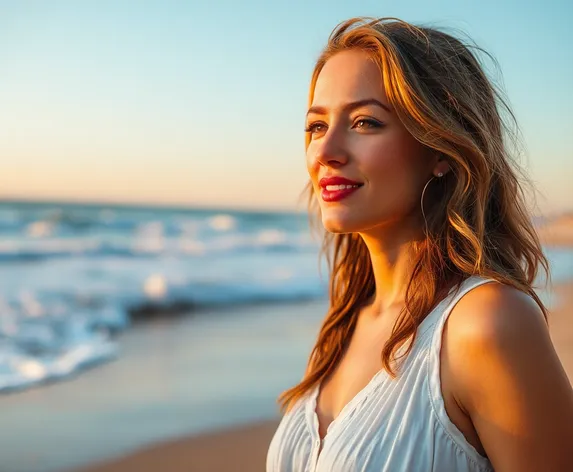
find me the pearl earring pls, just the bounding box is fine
[437,172,444,177]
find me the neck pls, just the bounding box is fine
[359,218,426,316]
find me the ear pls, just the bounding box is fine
[433,155,451,177]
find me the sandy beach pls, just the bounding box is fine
[1,268,571,472]
[70,280,573,472]
[0,299,326,472]
[537,214,573,248]
[76,420,281,472]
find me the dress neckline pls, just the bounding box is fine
[306,278,469,448]
[311,365,388,442]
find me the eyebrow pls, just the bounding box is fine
[306,98,392,117]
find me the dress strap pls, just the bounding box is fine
[427,275,497,468]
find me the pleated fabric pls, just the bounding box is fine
[267,276,496,472]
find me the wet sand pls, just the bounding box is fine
[74,279,573,472]
[0,298,324,472]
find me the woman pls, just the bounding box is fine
[266,17,573,472]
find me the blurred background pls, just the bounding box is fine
[0,1,572,471]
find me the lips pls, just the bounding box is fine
[318,176,364,203]
[319,176,363,188]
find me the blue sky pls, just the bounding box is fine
[1,0,571,214]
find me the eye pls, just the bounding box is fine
[304,122,327,135]
[353,118,383,129]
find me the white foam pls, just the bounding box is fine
[0,202,567,395]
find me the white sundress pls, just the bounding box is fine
[266,275,497,472]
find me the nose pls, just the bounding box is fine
[312,128,349,168]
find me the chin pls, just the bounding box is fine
[321,209,362,234]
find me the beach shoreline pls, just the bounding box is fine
[1,275,571,472]
[72,278,573,472]
[0,298,326,472]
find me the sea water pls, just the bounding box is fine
[0,200,570,393]
[0,200,327,392]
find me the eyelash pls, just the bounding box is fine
[304,118,383,134]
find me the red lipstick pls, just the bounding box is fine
[319,176,364,203]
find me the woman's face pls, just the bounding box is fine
[305,49,438,234]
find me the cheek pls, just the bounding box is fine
[359,134,424,188]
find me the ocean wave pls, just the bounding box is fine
[0,230,318,263]
[1,201,567,396]
[0,256,327,393]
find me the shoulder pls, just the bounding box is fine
[442,280,573,470]
[446,280,548,350]
[443,280,553,399]
[441,280,551,414]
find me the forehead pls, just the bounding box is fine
[312,50,387,106]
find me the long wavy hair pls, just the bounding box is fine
[278,17,550,414]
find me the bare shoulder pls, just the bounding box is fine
[443,280,573,471]
[446,281,548,348]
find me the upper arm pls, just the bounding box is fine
[446,283,573,472]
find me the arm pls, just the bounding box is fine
[446,283,573,472]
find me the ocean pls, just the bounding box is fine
[0,200,327,393]
[0,200,571,394]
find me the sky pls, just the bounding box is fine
[1,0,572,214]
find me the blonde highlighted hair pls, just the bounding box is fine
[278,17,550,413]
